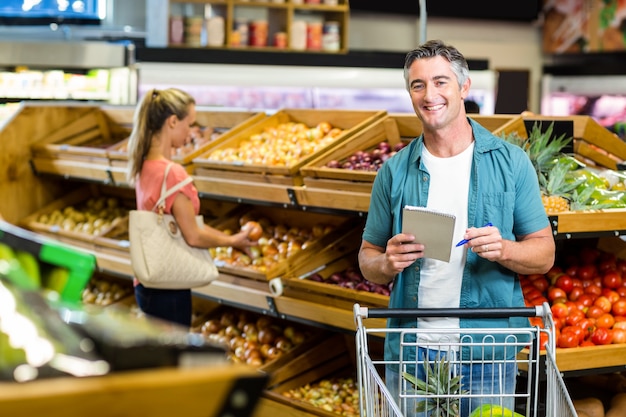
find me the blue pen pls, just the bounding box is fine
[455,222,493,247]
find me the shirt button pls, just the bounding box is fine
[423,175,428,182]
[414,266,419,272]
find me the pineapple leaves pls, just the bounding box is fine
[402,354,469,417]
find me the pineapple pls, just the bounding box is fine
[500,122,577,214]
[403,354,468,417]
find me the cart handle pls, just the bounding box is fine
[355,305,549,320]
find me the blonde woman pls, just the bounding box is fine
[127,88,256,327]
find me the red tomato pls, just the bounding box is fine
[598,254,618,272]
[596,313,615,329]
[538,332,549,350]
[568,287,584,302]
[546,266,564,280]
[580,340,596,347]
[612,328,626,344]
[594,296,613,313]
[602,271,623,289]
[584,284,602,297]
[554,275,574,294]
[586,305,605,319]
[617,259,626,275]
[557,331,580,349]
[617,286,626,298]
[553,316,566,331]
[523,288,543,302]
[551,302,569,319]
[565,309,585,326]
[530,296,549,306]
[562,325,585,344]
[591,327,613,345]
[612,299,626,317]
[532,277,550,293]
[576,318,596,339]
[613,320,626,330]
[571,278,583,288]
[577,264,597,281]
[601,289,621,304]
[548,287,567,302]
[565,265,578,277]
[576,294,595,309]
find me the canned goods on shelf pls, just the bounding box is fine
[184,16,204,47]
[249,20,268,47]
[206,16,225,47]
[290,20,307,50]
[274,32,287,48]
[322,21,340,51]
[169,15,184,45]
[306,22,323,50]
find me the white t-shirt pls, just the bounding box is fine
[417,141,473,344]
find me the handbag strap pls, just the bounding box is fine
[153,163,193,212]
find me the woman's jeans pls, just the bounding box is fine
[385,347,517,417]
[135,283,192,328]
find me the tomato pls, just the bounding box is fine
[580,340,596,347]
[612,299,626,317]
[593,296,613,313]
[612,328,626,344]
[576,318,596,339]
[523,287,543,302]
[601,289,621,304]
[617,286,626,298]
[602,271,623,289]
[577,264,597,281]
[530,296,549,306]
[591,327,613,345]
[576,294,595,310]
[551,302,569,319]
[532,277,550,293]
[565,265,578,277]
[584,284,602,297]
[564,301,578,315]
[617,259,626,275]
[614,320,626,330]
[557,331,580,349]
[548,287,567,302]
[572,278,583,288]
[554,275,574,294]
[527,273,546,282]
[586,305,605,319]
[598,254,618,272]
[553,316,566,331]
[565,309,585,326]
[568,287,584,302]
[595,313,615,329]
[562,325,585,344]
[546,266,564,281]
[538,332,549,350]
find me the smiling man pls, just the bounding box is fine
[357,40,555,417]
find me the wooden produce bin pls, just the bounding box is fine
[282,226,390,311]
[296,113,523,212]
[18,185,136,277]
[258,333,363,417]
[192,109,386,205]
[30,105,133,184]
[107,108,266,186]
[208,205,358,282]
[511,114,626,171]
[0,363,268,417]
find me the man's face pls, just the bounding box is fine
[407,56,470,131]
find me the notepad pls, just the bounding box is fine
[402,205,456,262]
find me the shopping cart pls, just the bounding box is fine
[353,303,578,417]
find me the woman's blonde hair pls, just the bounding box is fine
[126,88,195,184]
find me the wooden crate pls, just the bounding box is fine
[283,251,390,310]
[19,184,135,252]
[30,106,133,183]
[300,113,524,187]
[107,109,266,186]
[508,115,626,170]
[263,334,362,417]
[192,108,387,180]
[209,206,357,282]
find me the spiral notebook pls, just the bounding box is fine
[402,205,456,262]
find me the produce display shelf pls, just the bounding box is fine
[550,209,626,238]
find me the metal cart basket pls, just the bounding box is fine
[353,303,578,417]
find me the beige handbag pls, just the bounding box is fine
[129,163,219,289]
